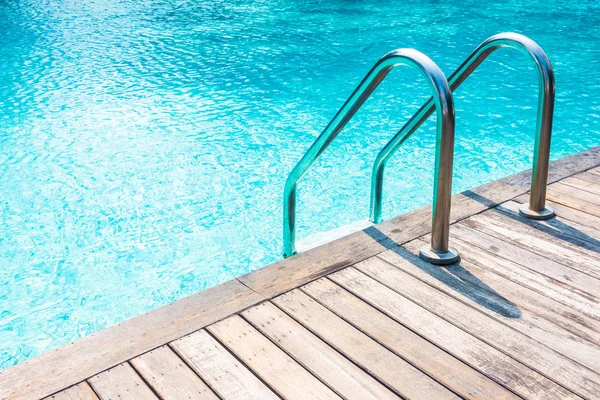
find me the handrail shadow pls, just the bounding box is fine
[463,190,600,254]
[363,226,522,319]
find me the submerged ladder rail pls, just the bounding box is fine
[370,32,556,257]
[283,49,457,260]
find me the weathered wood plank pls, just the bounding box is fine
[451,222,600,302]
[207,315,341,400]
[561,176,600,195]
[571,171,600,185]
[88,363,158,400]
[242,302,400,400]
[130,345,219,400]
[486,201,600,261]
[442,230,600,326]
[499,200,600,246]
[376,245,600,370]
[340,264,600,399]
[513,194,600,232]
[552,181,600,205]
[546,187,600,217]
[274,289,496,400]
[404,237,600,344]
[0,279,264,400]
[587,166,600,176]
[44,383,99,400]
[171,330,279,400]
[462,209,600,279]
[302,278,549,400]
[328,268,588,400]
[237,178,521,300]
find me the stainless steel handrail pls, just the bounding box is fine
[370,32,556,251]
[283,48,458,262]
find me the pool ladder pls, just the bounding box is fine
[283,32,556,263]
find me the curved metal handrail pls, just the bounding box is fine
[283,48,458,262]
[370,33,556,251]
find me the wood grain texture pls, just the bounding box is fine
[513,194,600,233]
[344,262,600,399]
[571,171,600,185]
[0,280,264,400]
[483,202,600,263]
[208,315,341,400]
[131,345,219,400]
[301,278,520,400]
[242,302,400,400]
[44,383,99,400]
[403,237,600,345]
[499,200,600,250]
[461,208,600,280]
[430,232,600,334]
[451,222,600,303]
[88,363,158,400]
[171,330,279,400]
[547,187,600,217]
[272,289,460,400]
[328,268,583,400]
[561,176,600,195]
[551,181,600,205]
[375,246,600,371]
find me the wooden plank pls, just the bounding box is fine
[0,279,264,400]
[403,237,600,344]
[171,330,278,400]
[274,289,489,400]
[44,383,98,400]
[571,171,600,185]
[547,187,600,218]
[462,209,600,279]
[490,201,600,260]
[376,245,600,371]
[207,315,341,400]
[561,176,600,195]
[242,302,400,400]
[302,278,545,400]
[552,181,600,204]
[445,227,600,324]
[513,194,600,232]
[338,265,600,399]
[130,345,219,400]
[330,268,598,399]
[88,363,158,400]
[587,166,600,175]
[238,147,600,299]
[451,222,600,302]
[499,200,600,246]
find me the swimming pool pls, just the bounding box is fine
[1,0,599,369]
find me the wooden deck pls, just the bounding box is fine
[2,147,600,400]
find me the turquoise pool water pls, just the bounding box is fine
[1,0,599,369]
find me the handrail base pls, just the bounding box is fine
[419,246,460,265]
[518,203,556,220]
